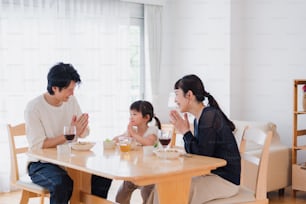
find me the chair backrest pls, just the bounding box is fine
[240,126,272,200]
[7,123,27,184]
[161,123,176,147]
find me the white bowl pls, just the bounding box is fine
[103,140,116,149]
[71,141,95,151]
[154,148,180,159]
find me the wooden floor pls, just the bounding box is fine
[0,180,141,204]
[267,187,306,204]
[1,185,306,203]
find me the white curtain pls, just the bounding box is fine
[144,4,163,101]
[0,0,135,192]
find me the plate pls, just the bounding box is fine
[154,148,181,159]
[71,141,96,151]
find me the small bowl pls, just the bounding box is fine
[154,148,180,159]
[71,141,95,151]
[103,140,116,149]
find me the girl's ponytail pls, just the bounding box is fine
[154,116,161,130]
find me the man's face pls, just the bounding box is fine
[53,81,76,102]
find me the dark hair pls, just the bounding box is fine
[130,100,161,130]
[174,74,235,131]
[47,62,81,95]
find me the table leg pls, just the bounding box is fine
[67,168,92,204]
[156,177,191,204]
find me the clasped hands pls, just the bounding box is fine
[71,113,89,138]
[169,110,190,135]
[126,123,138,138]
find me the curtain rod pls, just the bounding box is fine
[120,0,165,6]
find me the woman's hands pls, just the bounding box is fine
[71,113,89,137]
[169,110,190,135]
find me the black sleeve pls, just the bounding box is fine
[183,109,221,156]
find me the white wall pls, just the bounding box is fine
[232,0,306,147]
[230,0,244,119]
[156,0,231,123]
[156,0,306,151]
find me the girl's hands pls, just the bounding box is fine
[71,113,89,137]
[127,123,137,138]
[169,110,190,135]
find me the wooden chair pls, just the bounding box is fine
[161,123,176,147]
[206,127,272,204]
[7,123,49,204]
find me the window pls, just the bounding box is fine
[128,4,145,101]
[0,0,145,192]
[0,0,145,139]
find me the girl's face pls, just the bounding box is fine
[129,110,149,126]
[174,88,189,113]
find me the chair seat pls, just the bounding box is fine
[206,186,255,204]
[16,175,48,193]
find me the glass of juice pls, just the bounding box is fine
[119,136,131,152]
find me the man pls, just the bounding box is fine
[25,62,112,204]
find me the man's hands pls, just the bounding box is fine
[71,113,89,137]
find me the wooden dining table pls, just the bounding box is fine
[27,143,226,204]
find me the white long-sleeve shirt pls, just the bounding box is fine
[24,94,87,162]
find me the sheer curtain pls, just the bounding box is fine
[0,0,137,192]
[144,4,162,101]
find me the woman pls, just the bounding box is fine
[168,74,241,203]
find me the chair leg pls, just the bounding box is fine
[278,188,285,196]
[20,190,30,204]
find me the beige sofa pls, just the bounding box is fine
[233,120,292,194]
[173,120,291,194]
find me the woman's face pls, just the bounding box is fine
[174,88,189,113]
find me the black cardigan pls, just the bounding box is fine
[183,107,241,185]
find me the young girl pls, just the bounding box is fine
[114,100,161,204]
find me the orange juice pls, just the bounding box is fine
[119,143,131,152]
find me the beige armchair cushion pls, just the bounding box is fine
[233,120,281,151]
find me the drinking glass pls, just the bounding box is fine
[63,125,76,156]
[158,130,172,149]
[119,136,132,152]
[64,125,76,143]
